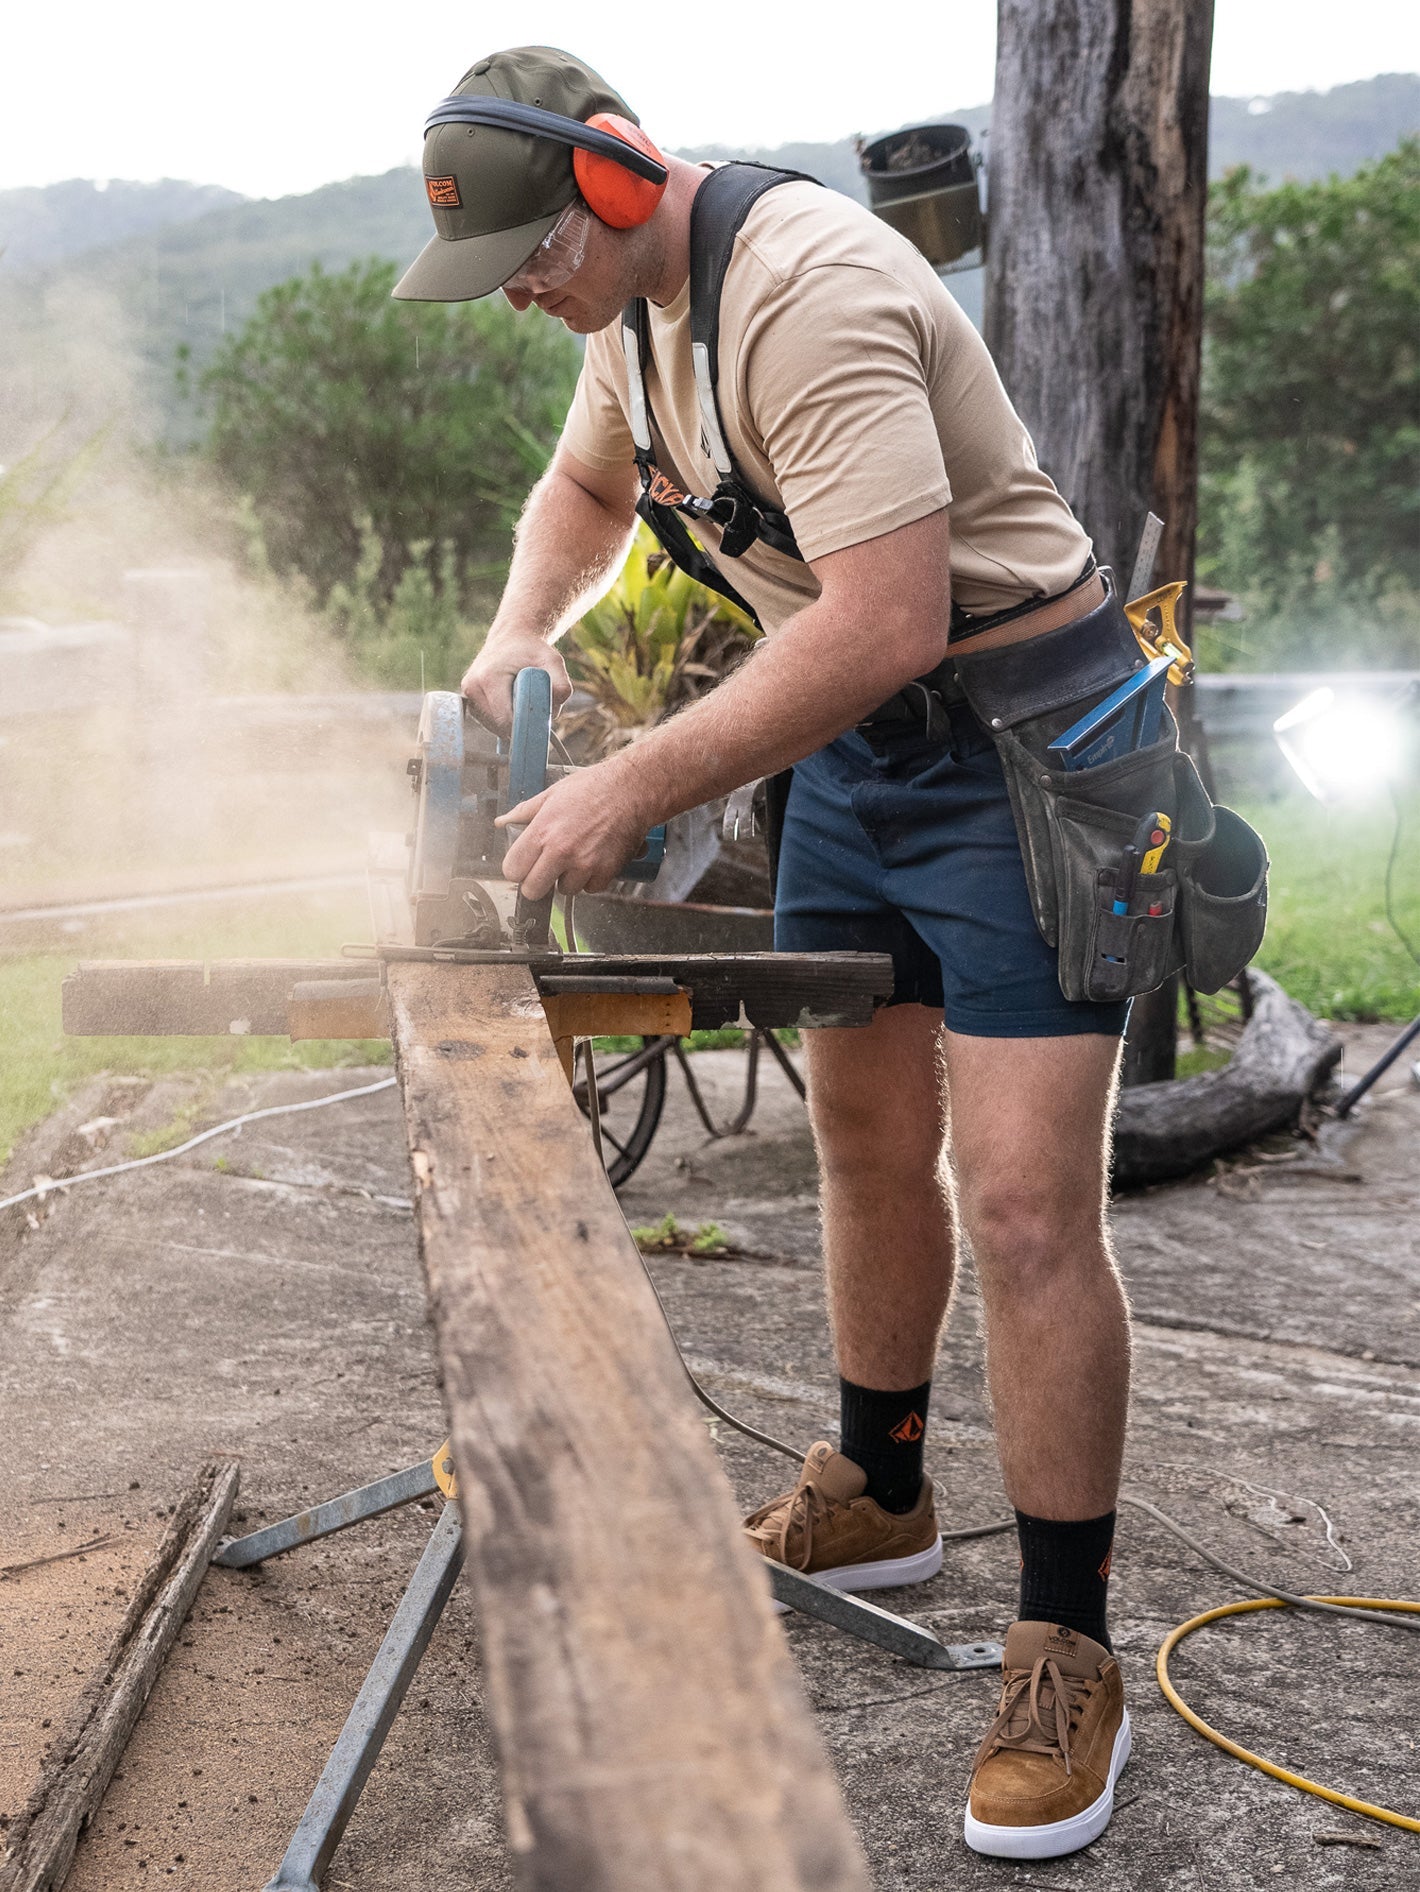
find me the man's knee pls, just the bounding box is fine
[961,1174,1110,1284]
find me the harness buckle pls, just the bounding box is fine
[903,681,952,744]
[709,485,761,559]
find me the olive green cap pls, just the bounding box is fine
[393,46,637,302]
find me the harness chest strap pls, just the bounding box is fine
[621,163,817,628]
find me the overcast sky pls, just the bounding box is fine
[3,1,1417,199]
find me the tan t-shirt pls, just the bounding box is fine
[562,177,1092,633]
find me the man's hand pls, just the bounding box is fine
[497,757,654,900]
[461,632,572,736]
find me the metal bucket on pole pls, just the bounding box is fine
[859,123,984,269]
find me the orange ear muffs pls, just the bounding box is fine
[573,114,667,228]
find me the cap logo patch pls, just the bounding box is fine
[426,175,462,208]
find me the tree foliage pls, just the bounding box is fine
[199,258,581,611]
[1199,141,1420,629]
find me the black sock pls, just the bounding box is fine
[838,1377,931,1514]
[1015,1509,1115,1651]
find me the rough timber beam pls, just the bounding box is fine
[60,952,894,1039]
[385,959,871,1892]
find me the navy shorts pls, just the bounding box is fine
[773,702,1129,1039]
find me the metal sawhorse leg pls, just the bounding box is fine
[216,1444,999,1889]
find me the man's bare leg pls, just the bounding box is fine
[802,1002,956,1390]
[940,1030,1128,1521]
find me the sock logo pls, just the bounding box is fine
[888,1411,925,1444]
[1098,1549,1113,1580]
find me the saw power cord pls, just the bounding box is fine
[11,1062,1416,1833]
[0,1076,398,1216]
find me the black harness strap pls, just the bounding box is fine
[621,164,1098,691]
[622,163,818,628]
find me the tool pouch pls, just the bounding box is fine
[1176,802,1270,994]
[952,574,1267,1003]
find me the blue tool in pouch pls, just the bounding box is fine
[1046,653,1173,772]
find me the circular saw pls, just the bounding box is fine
[404,670,664,949]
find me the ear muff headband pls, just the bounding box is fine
[424,96,668,186]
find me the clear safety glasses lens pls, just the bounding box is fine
[505,203,590,295]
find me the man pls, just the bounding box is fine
[395,44,1133,1861]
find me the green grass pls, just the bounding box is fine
[0,890,389,1166]
[1235,784,1419,1021]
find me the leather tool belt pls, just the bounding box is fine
[853,566,1269,1004]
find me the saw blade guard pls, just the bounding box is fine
[500,667,665,881]
[408,690,465,901]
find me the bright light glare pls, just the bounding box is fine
[1274,686,1405,802]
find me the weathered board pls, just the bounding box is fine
[1,1461,239,1892]
[386,960,870,1892]
[62,952,895,1038]
[60,959,371,1037]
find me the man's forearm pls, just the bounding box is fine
[488,461,636,646]
[603,583,949,825]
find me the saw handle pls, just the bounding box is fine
[499,668,666,886]
[504,666,554,813]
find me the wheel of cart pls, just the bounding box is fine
[571,894,804,1189]
[573,1035,670,1187]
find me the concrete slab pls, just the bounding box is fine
[1,1026,1416,1889]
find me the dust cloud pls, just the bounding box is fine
[1,277,414,918]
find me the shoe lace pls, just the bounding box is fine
[743,1481,833,1571]
[976,1658,1093,1779]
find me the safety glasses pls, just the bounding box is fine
[503,200,591,296]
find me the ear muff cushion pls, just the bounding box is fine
[574,113,667,228]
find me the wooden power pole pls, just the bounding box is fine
[985,0,1215,1084]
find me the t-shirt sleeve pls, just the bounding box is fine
[736,262,952,563]
[560,325,637,473]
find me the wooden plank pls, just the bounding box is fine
[288,977,389,1040]
[61,959,370,1037]
[541,987,693,1083]
[386,962,870,1892]
[63,952,894,1038]
[0,1461,239,1892]
[59,960,208,1037]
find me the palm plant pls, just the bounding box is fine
[561,525,758,758]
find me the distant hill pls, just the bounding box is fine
[2,75,1413,441]
[0,177,243,271]
[1209,73,1419,181]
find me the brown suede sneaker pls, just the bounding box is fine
[964,1621,1130,1859]
[742,1442,942,1600]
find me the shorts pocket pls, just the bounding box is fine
[1177,805,1269,994]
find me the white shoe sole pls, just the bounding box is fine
[963,1709,1131,1860]
[768,1534,944,1614]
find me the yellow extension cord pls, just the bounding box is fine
[1156,1596,1420,1834]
